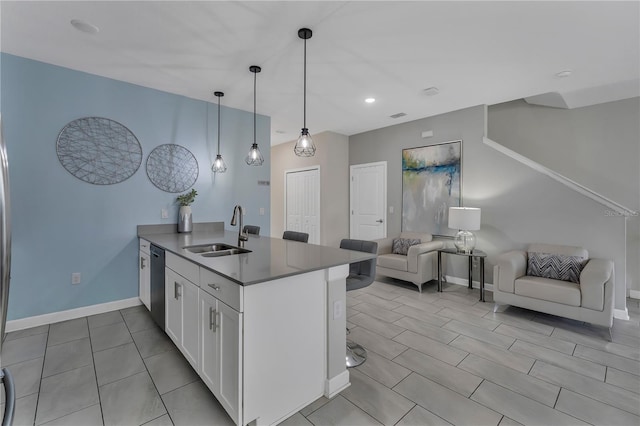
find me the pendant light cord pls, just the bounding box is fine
[217,95,221,154]
[253,70,257,144]
[303,36,307,129]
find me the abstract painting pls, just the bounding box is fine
[402,140,461,236]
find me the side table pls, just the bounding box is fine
[437,248,487,302]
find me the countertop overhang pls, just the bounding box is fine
[138,228,375,286]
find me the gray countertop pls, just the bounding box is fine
[138,227,375,286]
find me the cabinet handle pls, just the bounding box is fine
[209,307,217,331]
[208,283,221,292]
[174,282,181,299]
[140,257,146,269]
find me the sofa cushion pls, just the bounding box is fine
[527,252,586,283]
[377,254,408,271]
[392,238,421,255]
[515,276,581,307]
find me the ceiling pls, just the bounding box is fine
[2,1,639,145]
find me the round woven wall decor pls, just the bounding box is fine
[56,117,142,185]
[146,144,199,193]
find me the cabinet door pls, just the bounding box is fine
[217,301,242,424]
[139,252,151,310]
[199,290,220,395]
[181,279,199,370]
[165,268,182,345]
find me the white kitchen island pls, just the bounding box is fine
[138,224,374,426]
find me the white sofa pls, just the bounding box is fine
[374,232,444,292]
[493,243,614,330]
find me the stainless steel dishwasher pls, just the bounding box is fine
[150,244,165,330]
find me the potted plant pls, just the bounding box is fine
[176,188,197,233]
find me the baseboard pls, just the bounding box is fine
[6,297,142,332]
[614,307,630,321]
[444,275,494,293]
[629,290,640,300]
[324,370,350,399]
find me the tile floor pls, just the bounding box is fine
[1,279,639,426]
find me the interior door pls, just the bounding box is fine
[285,168,320,244]
[350,161,387,240]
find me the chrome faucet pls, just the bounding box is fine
[230,205,248,247]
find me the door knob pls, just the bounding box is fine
[376,219,384,223]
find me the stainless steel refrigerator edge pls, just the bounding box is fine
[0,114,17,425]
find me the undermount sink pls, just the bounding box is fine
[183,243,251,257]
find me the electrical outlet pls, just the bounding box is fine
[333,300,344,320]
[161,208,169,219]
[259,207,265,216]
[71,272,81,285]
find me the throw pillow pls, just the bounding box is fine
[392,238,422,255]
[527,252,587,283]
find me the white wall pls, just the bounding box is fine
[349,105,627,313]
[270,131,349,248]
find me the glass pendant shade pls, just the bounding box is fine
[294,128,316,157]
[245,143,264,166]
[211,154,227,173]
[294,28,316,157]
[211,91,227,173]
[247,65,263,166]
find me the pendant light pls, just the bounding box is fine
[211,91,227,173]
[245,65,264,166]
[294,27,316,157]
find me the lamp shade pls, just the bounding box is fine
[448,207,481,231]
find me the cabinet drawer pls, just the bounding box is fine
[139,239,151,255]
[200,268,242,312]
[166,252,200,285]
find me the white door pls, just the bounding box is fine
[200,290,220,395]
[217,301,242,424]
[350,161,387,240]
[181,279,200,370]
[165,268,182,345]
[139,252,151,310]
[285,167,320,244]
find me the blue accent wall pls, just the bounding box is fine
[0,53,270,320]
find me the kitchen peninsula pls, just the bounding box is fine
[138,223,374,426]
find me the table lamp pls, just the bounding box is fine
[448,207,481,254]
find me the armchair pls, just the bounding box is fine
[374,232,444,292]
[493,243,614,332]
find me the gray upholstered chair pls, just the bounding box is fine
[494,243,615,337]
[282,231,309,243]
[340,238,378,367]
[243,225,260,236]
[374,232,444,292]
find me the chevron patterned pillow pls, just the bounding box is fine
[392,238,421,255]
[527,252,587,283]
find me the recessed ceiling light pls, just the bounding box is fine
[423,87,439,96]
[555,70,572,78]
[365,98,376,104]
[70,19,99,34]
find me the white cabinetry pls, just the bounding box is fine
[165,262,200,371]
[139,239,151,310]
[199,288,242,425]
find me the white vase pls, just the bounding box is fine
[178,205,192,233]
